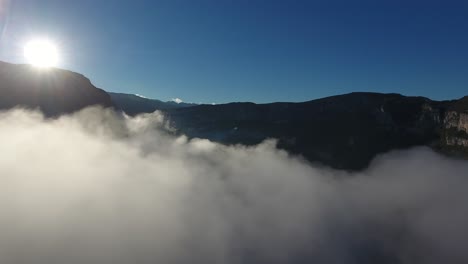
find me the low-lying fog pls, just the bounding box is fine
[0,107,467,264]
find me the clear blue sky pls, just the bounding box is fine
[0,0,467,103]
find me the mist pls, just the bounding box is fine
[0,107,467,264]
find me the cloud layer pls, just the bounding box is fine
[0,107,467,264]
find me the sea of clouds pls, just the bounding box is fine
[0,107,467,264]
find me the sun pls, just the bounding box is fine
[24,39,59,68]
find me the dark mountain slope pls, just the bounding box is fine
[109,92,196,115]
[0,61,113,116]
[165,93,455,170]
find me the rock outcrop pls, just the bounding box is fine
[441,97,468,153]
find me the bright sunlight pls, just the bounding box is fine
[24,39,59,68]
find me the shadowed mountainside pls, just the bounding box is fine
[164,93,458,170]
[0,61,113,116]
[108,92,196,115]
[110,90,468,170]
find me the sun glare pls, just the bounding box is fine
[24,39,59,68]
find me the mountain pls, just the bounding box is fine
[0,61,113,116]
[0,61,466,170]
[162,93,458,170]
[108,88,468,170]
[109,92,196,115]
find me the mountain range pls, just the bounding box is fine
[1,61,467,170]
[108,92,197,115]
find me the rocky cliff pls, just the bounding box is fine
[440,97,468,154]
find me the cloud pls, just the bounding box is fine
[135,94,148,99]
[0,107,467,264]
[171,98,183,104]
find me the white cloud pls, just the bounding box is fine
[171,98,183,104]
[135,94,148,99]
[0,107,467,263]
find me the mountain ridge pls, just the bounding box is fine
[0,60,466,170]
[139,92,465,170]
[161,92,457,170]
[0,61,113,116]
[108,92,196,115]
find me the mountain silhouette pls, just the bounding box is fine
[108,92,196,115]
[0,61,113,116]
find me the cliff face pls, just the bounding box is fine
[0,61,113,116]
[441,97,468,152]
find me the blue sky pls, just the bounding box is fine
[0,0,467,103]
